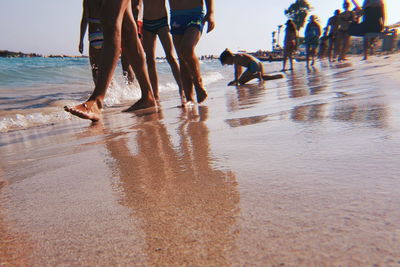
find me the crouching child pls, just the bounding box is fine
[220,49,283,86]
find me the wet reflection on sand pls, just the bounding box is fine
[1,55,400,265]
[104,107,240,265]
[332,102,389,128]
[225,83,268,112]
[0,179,33,266]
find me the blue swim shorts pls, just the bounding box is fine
[248,61,261,74]
[170,6,205,35]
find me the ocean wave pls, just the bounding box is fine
[0,109,73,133]
[203,72,224,86]
[103,81,141,107]
[0,58,226,132]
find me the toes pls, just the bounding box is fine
[64,105,99,121]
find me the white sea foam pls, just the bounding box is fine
[0,58,225,133]
[203,72,224,86]
[103,80,141,107]
[0,110,73,133]
[159,82,179,92]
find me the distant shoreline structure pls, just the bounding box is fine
[0,50,88,58]
[0,50,218,60]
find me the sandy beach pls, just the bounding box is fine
[1,55,400,266]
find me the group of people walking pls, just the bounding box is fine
[282,0,386,71]
[65,0,215,121]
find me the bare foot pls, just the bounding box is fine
[64,100,102,122]
[195,87,208,104]
[176,96,188,108]
[123,97,156,112]
[177,100,196,108]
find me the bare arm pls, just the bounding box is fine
[235,64,242,81]
[203,0,215,33]
[228,64,242,86]
[79,0,89,54]
[381,4,386,26]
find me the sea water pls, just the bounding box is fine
[0,57,224,132]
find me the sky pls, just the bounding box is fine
[0,0,399,57]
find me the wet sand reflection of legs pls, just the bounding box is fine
[104,107,240,265]
[0,184,33,266]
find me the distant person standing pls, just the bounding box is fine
[305,15,321,68]
[282,20,297,71]
[141,0,183,103]
[79,0,104,85]
[361,0,386,60]
[338,1,356,61]
[168,0,215,104]
[325,9,341,62]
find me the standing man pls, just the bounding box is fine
[141,0,183,103]
[168,0,215,104]
[282,20,298,71]
[305,15,321,68]
[325,9,341,62]
[337,1,355,61]
[361,0,386,60]
[65,0,156,121]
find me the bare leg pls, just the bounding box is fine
[158,27,184,103]
[173,28,207,104]
[337,32,344,61]
[306,45,311,68]
[121,49,135,84]
[289,52,294,70]
[179,56,195,102]
[65,0,155,120]
[328,38,333,62]
[89,46,102,86]
[142,29,159,100]
[340,33,351,61]
[282,50,287,71]
[369,38,375,56]
[238,72,258,85]
[173,35,195,103]
[311,47,316,66]
[65,0,129,121]
[333,37,339,60]
[121,6,156,111]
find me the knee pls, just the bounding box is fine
[179,46,195,62]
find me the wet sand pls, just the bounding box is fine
[1,55,400,266]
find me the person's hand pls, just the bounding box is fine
[203,12,215,33]
[79,42,84,54]
[228,80,238,86]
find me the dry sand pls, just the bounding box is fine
[1,55,400,266]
